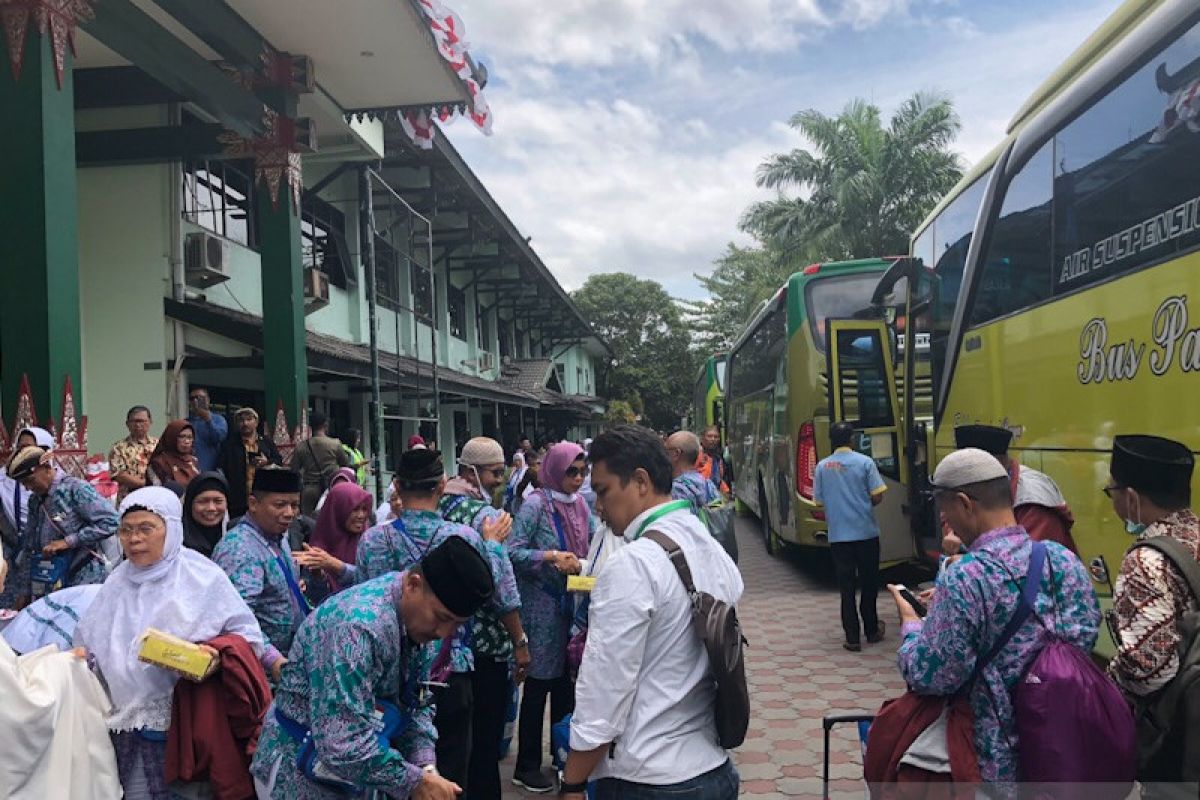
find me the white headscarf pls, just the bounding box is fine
[0,427,55,530]
[74,487,267,733]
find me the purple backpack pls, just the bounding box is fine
[999,542,1136,793]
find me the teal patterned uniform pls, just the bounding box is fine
[14,474,119,600]
[251,573,437,799]
[439,494,517,660]
[212,517,305,658]
[356,509,519,675]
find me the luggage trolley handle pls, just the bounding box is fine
[821,713,875,800]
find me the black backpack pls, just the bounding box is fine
[644,530,749,748]
[1127,536,1200,783]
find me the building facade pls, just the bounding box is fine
[0,0,607,494]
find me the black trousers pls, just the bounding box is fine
[465,657,509,799]
[516,674,574,773]
[434,672,474,790]
[830,537,881,645]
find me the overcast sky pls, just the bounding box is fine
[445,0,1118,300]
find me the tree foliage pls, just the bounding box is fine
[683,244,797,354]
[742,92,963,260]
[572,273,697,430]
[603,399,638,425]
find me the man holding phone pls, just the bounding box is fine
[187,387,228,472]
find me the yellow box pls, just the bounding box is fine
[566,575,597,593]
[137,628,216,681]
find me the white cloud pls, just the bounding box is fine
[448,96,795,299]
[447,0,1119,302]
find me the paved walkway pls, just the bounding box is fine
[501,517,909,798]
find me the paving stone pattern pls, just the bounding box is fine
[501,518,907,798]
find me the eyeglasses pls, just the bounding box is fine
[1102,485,1124,499]
[565,465,590,479]
[118,522,162,539]
[483,467,506,478]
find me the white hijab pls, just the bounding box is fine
[0,427,55,530]
[74,487,267,733]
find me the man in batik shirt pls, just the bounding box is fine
[1105,434,1200,789]
[252,537,494,799]
[887,448,1099,786]
[108,405,157,502]
[212,468,302,681]
[439,437,530,798]
[357,447,522,794]
[666,431,719,509]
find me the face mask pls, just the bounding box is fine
[1123,492,1145,536]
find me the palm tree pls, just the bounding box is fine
[742,93,963,260]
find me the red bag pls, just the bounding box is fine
[864,691,981,800]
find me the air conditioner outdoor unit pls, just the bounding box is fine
[477,351,495,372]
[303,267,330,314]
[184,231,230,288]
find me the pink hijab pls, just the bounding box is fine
[541,442,589,556]
[311,481,373,567]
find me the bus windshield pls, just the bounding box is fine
[806,273,887,351]
[911,169,992,406]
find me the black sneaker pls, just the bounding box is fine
[512,769,555,794]
[867,620,887,644]
[843,641,862,652]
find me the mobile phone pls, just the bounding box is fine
[894,583,929,618]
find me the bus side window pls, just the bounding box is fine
[969,141,1054,327]
[1052,22,1200,293]
[834,330,895,428]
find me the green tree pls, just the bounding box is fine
[573,273,697,430]
[604,399,638,425]
[684,243,797,354]
[742,92,963,260]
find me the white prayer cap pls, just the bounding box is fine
[931,448,1008,490]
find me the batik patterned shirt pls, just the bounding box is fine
[510,492,598,681]
[439,493,518,661]
[897,526,1099,783]
[671,470,720,510]
[1108,508,1200,698]
[107,436,158,501]
[251,573,436,799]
[356,509,519,674]
[16,474,119,599]
[212,517,305,658]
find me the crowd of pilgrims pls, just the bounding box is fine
[0,409,728,800]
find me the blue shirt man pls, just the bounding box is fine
[187,387,228,472]
[813,422,886,651]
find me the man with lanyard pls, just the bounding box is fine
[561,425,742,800]
[439,437,532,799]
[356,448,525,795]
[252,536,495,799]
[947,424,1078,555]
[212,468,304,682]
[7,446,119,605]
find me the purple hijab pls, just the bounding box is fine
[311,481,373,567]
[541,442,589,556]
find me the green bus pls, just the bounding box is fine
[727,258,931,559]
[691,353,727,441]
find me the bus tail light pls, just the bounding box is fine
[796,421,816,500]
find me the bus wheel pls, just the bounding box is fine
[757,486,780,557]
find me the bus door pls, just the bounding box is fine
[825,320,917,563]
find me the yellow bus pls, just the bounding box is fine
[691,353,727,441]
[828,0,1200,650]
[727,258,931,559]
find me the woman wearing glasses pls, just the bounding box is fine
[74,487,271,799]
[509,442,596,793]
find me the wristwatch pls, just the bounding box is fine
[514,635,530,650]
[558,780,588,795]
[422,764,438,776]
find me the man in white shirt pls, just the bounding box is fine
[561,425,743,800]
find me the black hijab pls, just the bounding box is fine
[182,471,230,557]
